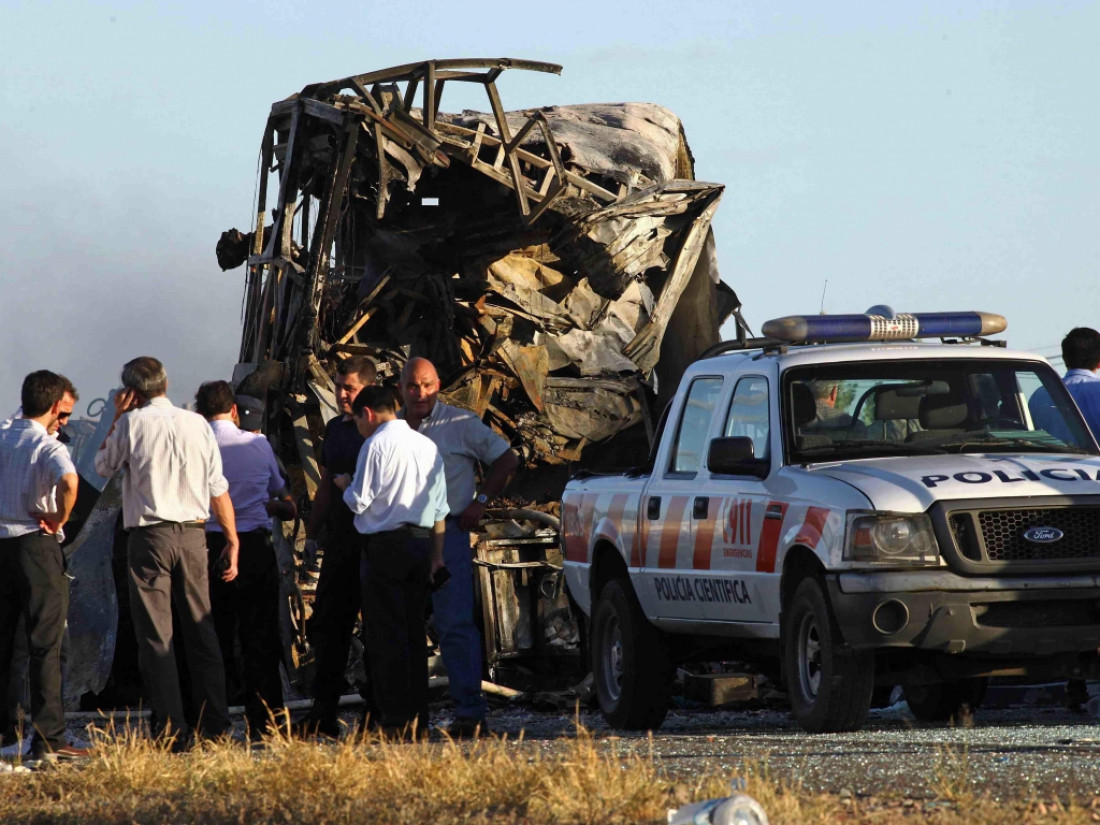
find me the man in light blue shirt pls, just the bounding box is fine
[1030,328,1100,444]
[1058,328,1100,436]
[1057,329,1100,712]
[195,381,296,739]
[1029,328,1100,712]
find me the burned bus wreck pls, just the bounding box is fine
[64,58,743,708]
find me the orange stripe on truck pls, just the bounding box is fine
[657,496,689,568]
[579,494,597,562]
[692,498,717,570]
[606,493,629,538]
[795,506,830,550]
[755,501,789,573]
[561,498,583,562]
[635,499,651,568]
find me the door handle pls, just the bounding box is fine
[646,496,661,520]
[693,496,709,519]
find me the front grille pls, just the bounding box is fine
[949,515,982,562]
[974,600,1100,628]
[948,507,1100,566]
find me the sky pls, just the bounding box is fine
[2,0,1098,416]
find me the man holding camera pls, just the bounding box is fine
[195,381,296,739]
[333,386,448,737]
[96,357,238,745]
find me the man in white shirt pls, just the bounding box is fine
[0,370,86,761]
[95,357,239,746]
[3,377,76,738]
[333,386,448,737]
[400,357,518,737]
[195,381,296,739]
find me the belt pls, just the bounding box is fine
[136,520,206,530]
[369,524,431,540]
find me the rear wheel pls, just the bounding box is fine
[591,578,671,730]
[904,678,988,722]
[782,577,874,732]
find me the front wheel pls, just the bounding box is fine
[904,678,988,722]
[782,577,874,732]
[591,578,671,730]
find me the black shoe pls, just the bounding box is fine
[357,709,380,737]
[445,717,490,739]
[377,723,433,743]
[292,714,340,740]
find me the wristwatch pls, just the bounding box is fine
[474,493,490,506]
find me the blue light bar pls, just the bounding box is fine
[761,311,1007,344]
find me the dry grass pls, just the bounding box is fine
[2,721,1099,825]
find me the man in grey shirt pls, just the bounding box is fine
[96,357,239,746]
[400,357,518,737]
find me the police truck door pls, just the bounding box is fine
[636,375,724,623]
[698,375,772,624]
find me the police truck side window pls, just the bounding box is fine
[724,377,770,461]
[669,378,724,475]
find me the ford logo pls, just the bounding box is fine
[1023,526,1064,543]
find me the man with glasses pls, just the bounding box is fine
[3,376,76,437]
[0,370,88,763]
[2,375,77,742]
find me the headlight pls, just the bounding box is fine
[845,512,939,564]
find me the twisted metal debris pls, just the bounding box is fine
[217,57,742,486]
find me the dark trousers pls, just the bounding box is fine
[4,618,70,739]
[207,529,284,736]
[308,530,374,722]
[360,529,430,731]
[0,533,68,752]
[128,523,229,739]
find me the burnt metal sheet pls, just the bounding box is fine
[63,477,122,706]
[210,58,749,683]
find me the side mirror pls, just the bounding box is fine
[707,436,768,478]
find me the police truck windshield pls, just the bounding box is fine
[784,359,1098,463]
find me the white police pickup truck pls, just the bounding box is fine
[561,310,1100,733]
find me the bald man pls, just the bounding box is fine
[400,357,518,737]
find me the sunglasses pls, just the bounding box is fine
[58,412,72,421]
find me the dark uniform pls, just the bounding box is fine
[305,415,374,731]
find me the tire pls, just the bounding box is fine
[904,678,988,722]
[591,578,671,730]
[782,577,874,732]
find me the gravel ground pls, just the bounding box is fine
[6,692,1098,801]
[478,702,1100,801]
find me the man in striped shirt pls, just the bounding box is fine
[0,370,86,761]
[95,357,239,746]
